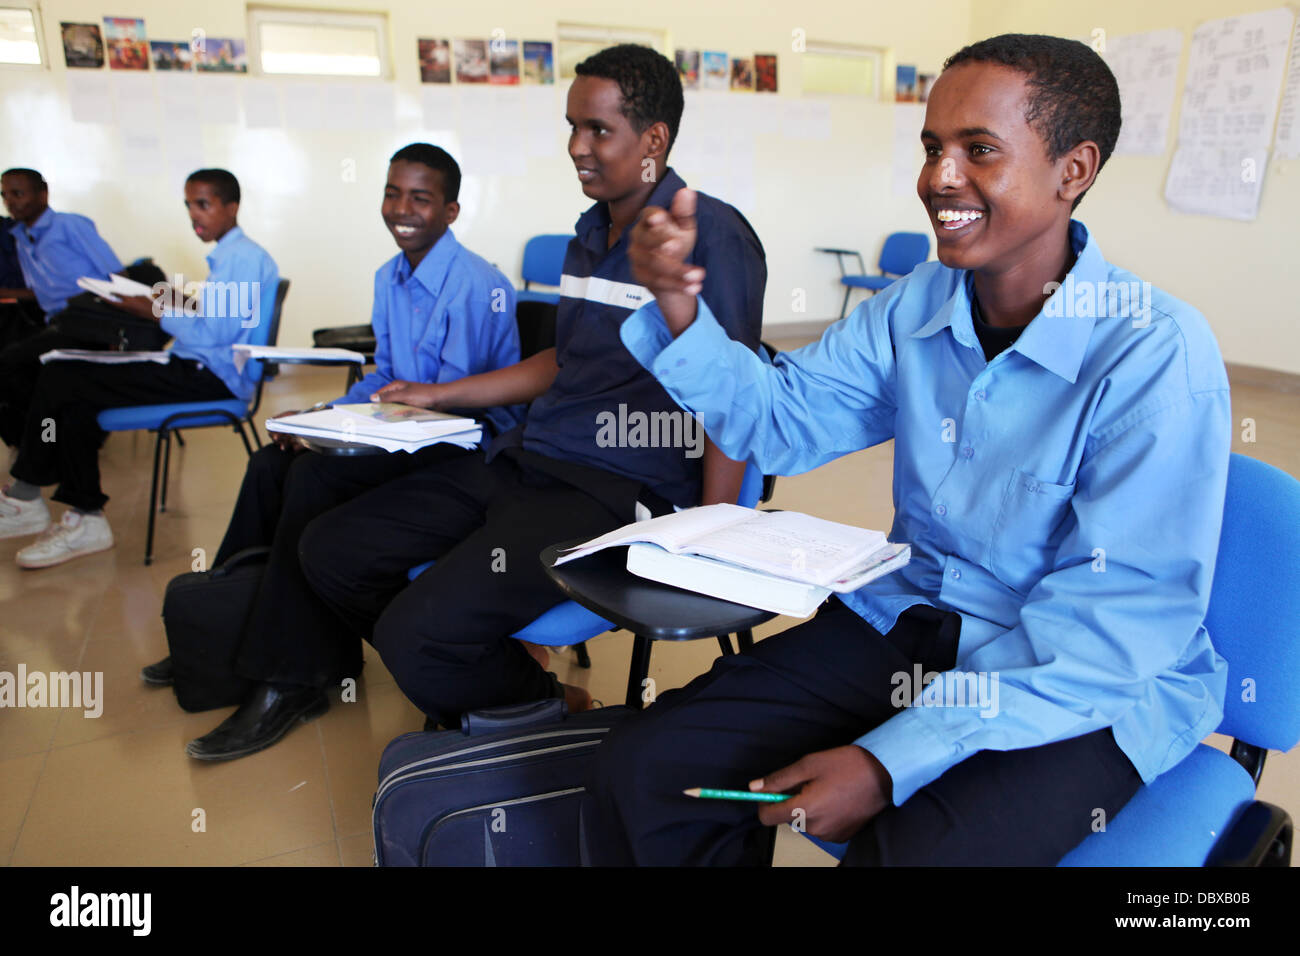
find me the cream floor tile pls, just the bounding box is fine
[0,751,46,866]
[242,840,340,866]
[338,831,375,867]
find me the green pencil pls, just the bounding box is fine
[683,787,791,803]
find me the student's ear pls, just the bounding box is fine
[641,121,671,164]
[1058,141,1100,206]
[444,200,460,225]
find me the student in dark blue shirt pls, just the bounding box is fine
[142,144,520,702]
[185,45,766,761]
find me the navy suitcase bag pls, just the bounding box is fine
[373,699,630,866]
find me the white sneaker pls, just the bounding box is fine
[0,492,50,539]
[16,510,114,568]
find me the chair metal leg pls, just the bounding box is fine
[247,417,262,449]
[234,421,255,457]
[575,643,592,669]
[840,286,852,320]
[144,429,164,566]
[625,634,653,710]
[159,429,172,513]
[173,430,185,447]
[716,635,735,655]
[736,628,755,652]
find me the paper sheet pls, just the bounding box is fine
[1275,15,1300,159]
[1105,29,1184,156]
[67,73,115,124]
[242,78,282,128]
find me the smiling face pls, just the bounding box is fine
[1,172,48,226]
[382,160,459,266]
[918,61,1092,278]
[184,181,238,243]
[566,75,664,209]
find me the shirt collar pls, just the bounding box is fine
[574,167,688,252]
[393,227,459,295]
[911,220,1104,384]
[205,224,246,270]
[22,207,56,239]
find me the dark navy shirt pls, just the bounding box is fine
[490,168,766,508]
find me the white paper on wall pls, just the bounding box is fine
[356,84,396,130]
[120,131,164,177]
[522,85,558,157]
[112,73,158,124]
[782,99,832,141]
[242,79,282,129]
[892,103,926,197]
[1105,29,1184,156]
[1165,144,1271,220]
[421,86,458,132]
[157,74,199,125]
[1274,15,1300,159]
[197,76,240,125]
[67,73,115,124]
[281,82,329,130]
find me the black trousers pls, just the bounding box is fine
[223,441,472,688]
[581,598,1144,866]
[299,449,663,728]
[10,356,233,511]
[0,325,99,448]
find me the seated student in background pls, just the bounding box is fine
[0,168,123,448]
[141,143,521,702]
[184,44,766,760]
[582,34,1232,866]
[0,168,278,568]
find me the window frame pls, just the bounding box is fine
[0,2,47,70]
[801,40,886,99]
[555,22,667,80]
[247,5,391,80]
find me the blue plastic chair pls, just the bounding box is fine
[517,234,573,305]
[97,277,290,566]
[816,232,930,318]
[798,454,1299,866]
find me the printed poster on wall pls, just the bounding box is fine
[61,23,104,69]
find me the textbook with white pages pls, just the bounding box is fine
[231,345,367,374]
[40,349,170,365]
[556,504,911,618]
[76,274,154,302]
[265,403,482,453]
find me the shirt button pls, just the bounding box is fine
[974,389,987,401]
[675,358,687,367]
[935,504,947,516]
[949,568,961,580]
[960,446,973,459]
[1026,481,1040,493]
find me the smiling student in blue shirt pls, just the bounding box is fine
[582,34,1233,866]
[0,168,278,569]
[171,144,522,756]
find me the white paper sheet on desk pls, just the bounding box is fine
[231,345,366,373]
[41,349,171,365]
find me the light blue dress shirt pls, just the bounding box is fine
[9,207,122,317]
[621,221,1232,805]
[163,225,279,402]
[336,229,522,435]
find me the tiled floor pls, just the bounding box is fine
[1,337,1296,867]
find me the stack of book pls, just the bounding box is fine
[76,274,155,301]
[265,403,482,453]
[556,503,910,617]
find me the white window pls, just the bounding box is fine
[248,6,389,78]
[801,41,885,98]
[556,23,667,80]
[0,5,43,67]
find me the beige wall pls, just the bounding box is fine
[2,1,1296,373]
[971,0,1300,374]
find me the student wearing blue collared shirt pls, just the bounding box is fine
[171,145,522,754]
[182,46,766,762]
[0,169,278,569]
[582,35,1234,866]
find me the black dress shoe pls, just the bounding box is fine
[141,656,174,686]
[186,683,328,761]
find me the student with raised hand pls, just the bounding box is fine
[0,168,123,447]
[0,168,278,568]
[582,35,1233,866]
[142,144,520,705]
[184,43,767,761]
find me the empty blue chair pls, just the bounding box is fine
[796,454,1299,866]
[97,278,290,565]
[517,234,574,305]
[816,232,930,318]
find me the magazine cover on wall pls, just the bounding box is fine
[60,22,104,69]
[195,38,247,72]
[675,49,699,90]
[489,39,519,84]
[522,41,553,84]
[896,64,918,102]
[730,57,755,91]
[418,38,451,83]
[701,50,728,90]
[755,53,777,92]
[103,17,147,70]
[917,72,936,102]
[150,41,193,71]
[455,39,488,83]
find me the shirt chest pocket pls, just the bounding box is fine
[990,467,1077,593]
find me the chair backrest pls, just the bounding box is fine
[245,278,290,415]
[1207,454,1300,753]
[521,234,573,290]
[879,232,930,277]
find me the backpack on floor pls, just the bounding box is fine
[373,698,631,866]
[160,546,268,712]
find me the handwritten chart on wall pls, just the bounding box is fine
[1165,7,1295,220]
[1275,15,1300,160]
[1106,29,1183,156]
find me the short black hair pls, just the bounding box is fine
[2,168,47,191]
[575,44,683,153]
[389,143,461,202]
[944,34,1121,208]
[186,168,240,205]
